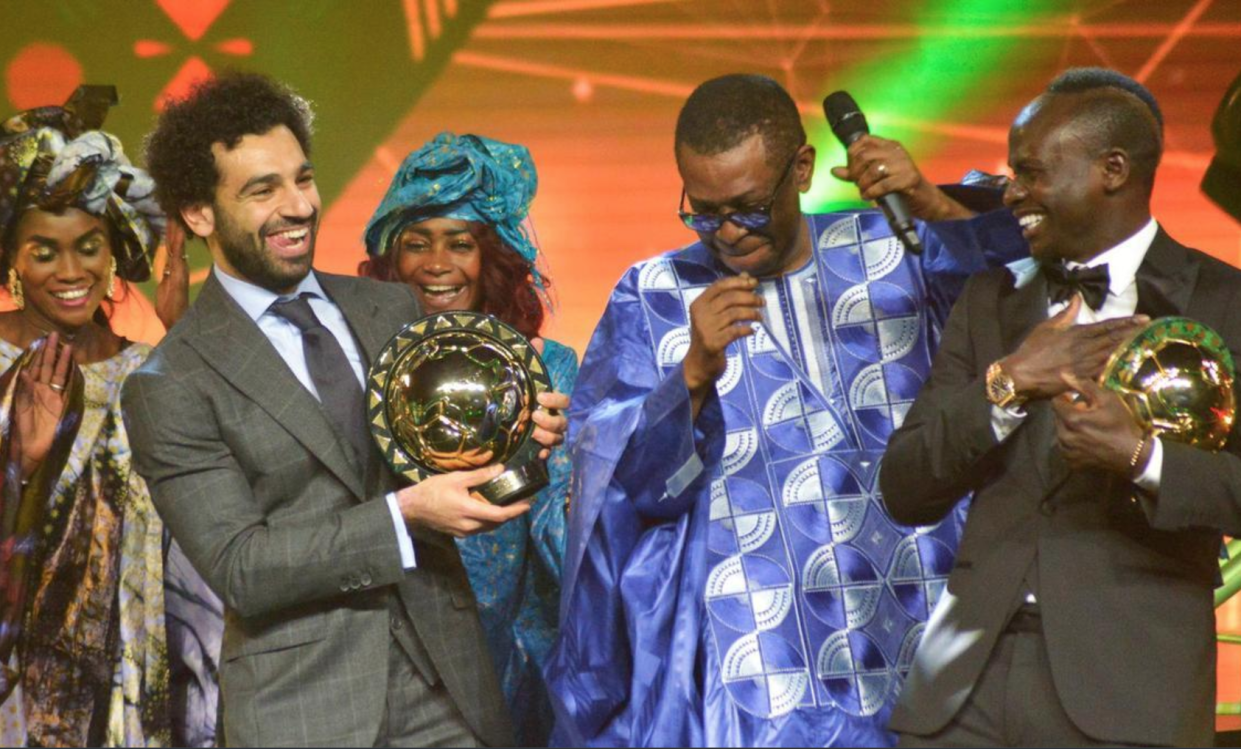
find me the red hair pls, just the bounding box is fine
[358,220,548,340]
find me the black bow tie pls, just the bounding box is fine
[1042,262,1111,311]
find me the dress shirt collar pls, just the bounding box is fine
[1006,217,1159,292]
[213,266,327,322]
[1064,217,1158,297]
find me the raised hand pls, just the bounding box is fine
[829,134,974,221]
[684,274,763,415]
[1003,295,1147,401]
[396,463,532,538]
[1052,374,1149,476]
[155,221,190,331]
[13,333,73,476]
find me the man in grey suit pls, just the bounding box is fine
[882,68,1241,747]
[124,72,567,747]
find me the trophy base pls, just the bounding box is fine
[476,457,549,505]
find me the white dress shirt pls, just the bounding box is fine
[991,218,1162,491]
[213,267,417,568]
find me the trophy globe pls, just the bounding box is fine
[1100,316,1236,451]
[368,311,552,504]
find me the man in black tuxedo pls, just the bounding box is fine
[881,67,1241,747]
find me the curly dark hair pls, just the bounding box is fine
[144,71,314,227]
[357,221,547,340]
[675,74,806,168]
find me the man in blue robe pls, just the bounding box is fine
[546,74,1027,747]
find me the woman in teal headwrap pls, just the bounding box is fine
[361,132,575,746]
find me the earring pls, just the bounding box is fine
[106,256,117,300]
[7,268,23,310]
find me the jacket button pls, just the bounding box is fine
[360,572,373,586]
[391,615,403,630]
[339,579,351,592]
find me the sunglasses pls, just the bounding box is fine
[678,150,799,234]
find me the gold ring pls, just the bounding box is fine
[876,162,889,176]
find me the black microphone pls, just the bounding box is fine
[823,90,924,255]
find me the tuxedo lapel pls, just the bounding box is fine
[995,268,1064,492]
[185,275,367,500]
[999,266,1050,355]
[1135,227,1198,319]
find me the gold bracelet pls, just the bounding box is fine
[1129,434,1150,471]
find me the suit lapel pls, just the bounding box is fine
[185,274,367,500]
[318,272,390,368]
[318,273,398,495]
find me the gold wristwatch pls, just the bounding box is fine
[985,360,1025,409]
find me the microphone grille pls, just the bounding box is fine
[823,91,861,127]
[823,90,869,143]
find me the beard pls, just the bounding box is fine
[214,205,318,293]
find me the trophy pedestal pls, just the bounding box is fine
[476,451,549,505]
[475,436,549,504]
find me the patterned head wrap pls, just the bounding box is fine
[364,132,540,280]
[0,85,164,282]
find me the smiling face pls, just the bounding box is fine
[393,217,482,313]
[185,125,320,293]
[1003,95,1112,264]
[8,206,113,332]
[677,133,814,277]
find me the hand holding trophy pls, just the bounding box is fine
[1051,315,1235,477]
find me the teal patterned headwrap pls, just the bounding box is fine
[365,132,539,276]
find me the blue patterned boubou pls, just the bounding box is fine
[548,209,1026,747]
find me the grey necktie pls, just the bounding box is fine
[270,293,370,468]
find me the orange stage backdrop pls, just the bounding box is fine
[4,0,1241,724]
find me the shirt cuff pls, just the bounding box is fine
[1133,436,1163,493]
[990,403,1027,442]
[385,492,418,569]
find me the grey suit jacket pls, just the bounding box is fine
[123,271,512,747]
[880,229,1241,747]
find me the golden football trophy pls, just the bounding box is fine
[1100,316,1236,451]
[368,311,552,504]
